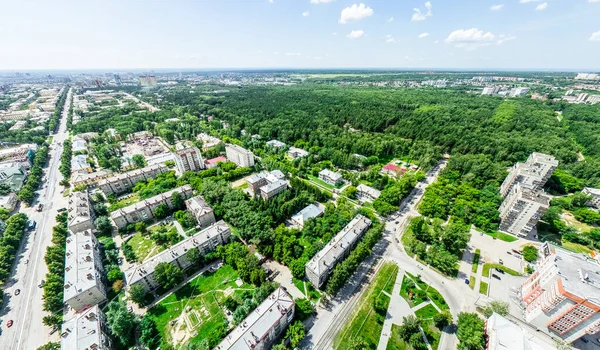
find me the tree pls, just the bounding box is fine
[153,204,169,219]
[285,321,305,349]
[186,248,203,266]
[457,312,485,350]
[107,268,124,283]
[347,337,370,350]
[113,279,124,292]
[94,216,113,236]
[154,262,183,290]
[409,332,428,350]
[42,314,62,328]
[294,298,313,321]
[571,191,592,208]
[132,154,147,168]
[434,309,452,329]
[172,192,185,210]
[105,300,139,347]
[341,185,357,199]
[397,315,421,341]
[374,295,388,315]
[481,300,509,318]
[36,342,61,350]
[135,221,147,233]
[129,284,148,306]
[139,316,160,349]
[521,245,538,263]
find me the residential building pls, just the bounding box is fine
[0,162,26,191]
[288,147,309,159]
[266,139,286,149]
[582,187,600,209]
[125,221,230,291]
[196,133,221,150]
[71,169,113,189]
[72,138,87,153]
[98,164,168,196]
[587,95,600,105]
[216,287,295,350]
[63,230,107,312]
[575,73,600,81]
[291,204,324,227]
[482,86,500,95]
[174,146,204,174]
[499,184,551,237]
[60,305,113,350]
[0,193,18,211]
[185,195,216,229]
[484,312,557,350]
[510,87,530,97]
[381,163,406,178]
[318,169,343,186]
[204,156,227,169]
[519,243,600,343]
[0,143,37,163]
[225,144,255,168]
[500,153,558,198]
[139,75,157,87]
[260,179,288,200]
[110,185,193,229]
[246,170,286,198]
[68,192,95,234]
[306,215,372,289]
[72,154,92,173]
[356,184,381,202]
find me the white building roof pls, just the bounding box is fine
[357,184,381,199]
[72,138,87,152]
[486,313,558,350]
[260,179,287,195]
[98,163,166,186]
[288,147,309,158]
[583,187,600,196]
[266,140,286,148]
[185,195,213,216]
[68,192,93,228]
[63,231,103,303]
[72,154,90,172]
[291,204,324,225]
[61,305,107,350]
[319,169,342,181]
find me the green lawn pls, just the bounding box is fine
[400,272,449,310]
[128,233,164,262]
[422,320,442,350]
[387,320,441,350]
[471,249,480,273]
[108,193,140,212]
[479,281,489,295]
[538,227,593,254]
[562,241,593,254]
[400,275,426,307]
[482,263,521,277]
[307,174,339,190]
[414,304,439,320]
[387,324,410,350]
[483,230,519,242]
[334,262,398,349]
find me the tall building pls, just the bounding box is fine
[499,184,550,237]
[125,221,230,292]
[68,191,95,234]
[60,305,113,350]
[485,312,557,350]
[98,163,168,196]
[500,153,557,197]
[63,230,107,312]
[482,86,500,95]
[306,215,372,289]
[174,146,204,174]
[519,243,600,343]
[582,187,600,209]
[185,195,216,229]
[216,287,295,350]
[225,144,255,168]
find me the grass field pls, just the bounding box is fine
[404,272,449,311]
[108,192,140,212]
[538,227,593,254]
[482,263,521,277]
[308,174,342,190]
[387,324,410,350]
[469,276,476,289]
[387,320,441,350]
[128,233,164,262]
[334,262,398,349]
[483,230,519,242]
[479,281,489,295]
[414,304,439,320]
[471,249,480,273]
[400,275,426,307]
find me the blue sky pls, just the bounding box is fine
[1,0,599,70]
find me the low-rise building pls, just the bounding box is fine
[482,86,501,95]
[72,138,87,153]
[125,220,231,291]
[110,185,193,229]
[288,147,309,159]
[305,215,372,289]
[216,287,295,350]
[260,179,288,200]
[0,162,26,192]
[72,154,92,173]
[499,184,550,237]
[71,169,113,189]
[246,170,286,199]
[291,204,324,227]
[197,133,221,150]
[485,312,557,350]
[226,144,255,168]
[68,192,95,234]
[204,156,227,169]
[381,163,405,178]
[356,184,381,202]
[174,146,204,174]
[185,195,216,229]
[266,139,286,149]
[60,305,113,350]
[0,144,37,163]
[318,169,343,186]
[0,193,18,211]
[510,87,530,97]
[582,187,600,209]
[98,164,168,196]
[63,230,107,312]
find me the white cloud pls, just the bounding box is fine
[418,32,429,38]
[346,30,365,39]
[490,4,504,11]
[268,0,274,3]
[434,40,439,44]
[387,17,394,22]
[520,0,541,3]
[385,34,395,43]
[412,1,432,21]
[339,3,374,24]
[589,0,600,2]
[590,31,600,41]
[310,0,333,3]
[302,11,310,16]
[444,28,515,49]
[535,2,547,10]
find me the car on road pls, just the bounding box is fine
[14,289,20,296]
[7,320,13,328]
[57,207,67,212]
[38,280,45,288]
[36,203,43,212]
[464,278,470,284]
[117,257,123,265]
[27,220,37,231]
[492,274,501,280]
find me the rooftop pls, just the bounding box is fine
[110,185,192,218]
[486,313,557,350]
[98,163,167,186]
[357,184,381,199]
[63,230,104,303]
[291,204,324,224]
[583,187,600,196]
[226,143,252,154]
[319,169,342,181]
[550,248,600,305]
[266,139,286,148]
[68,192,93,228]
[260,179,287,195]
[61,305,107,350]
[185,195,213,216]
[72,154,90,172]
[205,156,227,165]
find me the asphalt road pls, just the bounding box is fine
[0,87,72,350]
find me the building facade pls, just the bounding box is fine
[500,153,558,198]
[68,191,95,234]
[356,184,381,203]
[185,195,216,229]
[318,169,343,186]
[306,215,372,289]
[216,287,295,350]
[519,243,600,344]
[174,146,204,174]
[125,221,231,292]
[98,164,168,196]
[484,312,557,350]
[582,187,600,209]
[61,305,113,350]
[288,147,309,159]
[110,185,193,229]
[246,170,286,199]
[225,144,255,168]
[499,184,550,237]
[291,204,324,227]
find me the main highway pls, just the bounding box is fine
[0,87,72,350]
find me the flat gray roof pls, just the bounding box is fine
[61,305,105,350]
[63,231,103,302]
[552,248,600,305]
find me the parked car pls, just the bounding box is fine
[7,320,13,328]
[36,203,43,212]
[492,274,501,280]
[14,289,20,296]
[28,221,37,231]
[38,280,45,288]
[464,278,470,285]
[57,207,67,212]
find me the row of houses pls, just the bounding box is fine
[98,163,168,196]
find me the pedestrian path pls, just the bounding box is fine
[377,269,412,350]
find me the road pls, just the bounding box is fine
[304,159,480,350]
[0,87,72,349]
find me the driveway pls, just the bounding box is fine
[262,260,304,299]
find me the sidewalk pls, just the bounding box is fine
[377,269,411,350]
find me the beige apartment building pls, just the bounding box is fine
[174,146,204,174]
[98,163,168,196]
[61,305,113,350]
[185,195,216,229]
[225,144,255,168]
[499,184,551,237]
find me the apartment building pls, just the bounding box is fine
[500,153,558,197]
[0,162,26,191]
[125,220,231,292]
[98,163,168,196]
[356,184,381,203]
[246,170,287,199]
[61,305,113,350]
[499,184,551,237]
[225,144,255,168]
[174,146,204,174]
[71,169,113,189]
[485,312,557,350]
[68,192,95,234]
[204,156,226,169]
[63,230,107,312]
[216,287,295,350]
[318,169,343,186]
[582,187,600,209]
[110,185,193,229]
[291,204,324,227]
[185,195,216,229]
[72,154,92,174]
[306,215,372,289]
[510,87,531,97]
[260,179,288,200]
[482,86,500,95]
[288,147,309,159]
[519,243,600,343]
[266,139,286,149]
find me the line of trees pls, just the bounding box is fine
[0,213,29,284]
[18,144,49,204]
[41,212,69,328]
[59,139,72,186]
[48,87,68,133]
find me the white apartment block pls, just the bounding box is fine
[63,230,107,312]
[266,139,286,149]
[481,86,500,95]
[174,146,204,174]
[61,305,113,350]
[485,312,557,350]
[225,144,255,168]
[519,243,600,343]
[306,215,372,289]
[185,195,216,229]
[500,153,558,198]
[291,204,324,227]
[356,184,381,203]
[319,169,343,186]
[125,220,231,292]
[288,147,309,159]
[216,287,295,350]
[246,170,287,200]
[582,187,600,209]
[68,192,95,234]
[98,163,168,196]
[499,184,551,237]
[510,87,530,97]
[586,95,600,105]
[110,185,193,229]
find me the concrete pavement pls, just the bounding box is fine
[377,269,410,350]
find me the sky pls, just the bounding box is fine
[1,0,600,70]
